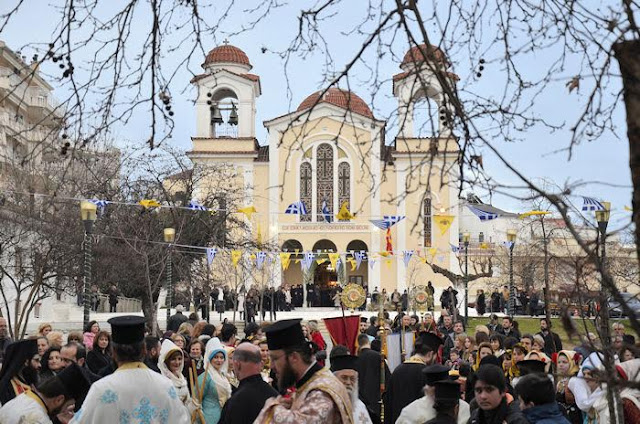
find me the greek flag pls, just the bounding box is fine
[468,205,499,221]
[370,215,405,230]
[256,251,267,269]
[89,199,109,214]
[451,244,461,253]
[188,200,207,211]
[501,241,514,249]
[285,201,308,215]
[354,251,366,270]
[321,200,332,223]
[206,247,217,266]
[302,252,315,271]
[402,250,414,267]
[581,197,604,211]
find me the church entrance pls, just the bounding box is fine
[308,239,339,307]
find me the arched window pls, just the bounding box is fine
[316,144,334,221]
[423,197,432,247]
[338,162,350,221]
[300,162,312,222]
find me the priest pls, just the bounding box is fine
[356,333,390,422]
[396,364,470,424]
[384,332,443,424]
[69,316,190,423]
[0,339,39,404]
[0,363,90,424]
[330,353,373,424]
[254,318,354,423]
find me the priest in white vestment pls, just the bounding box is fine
[396,364,470,424]
[0,363,91,424]
[70,316,190,424]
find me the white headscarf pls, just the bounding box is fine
[158,339,190,404]
[204,337,232,406]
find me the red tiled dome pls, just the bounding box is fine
[204,45,251,67]
[297,88,373,118]
[401,44,448,67]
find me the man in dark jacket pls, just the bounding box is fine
[219,343,277,423]
[143,336,161,373]
[166,304,188,332]
[469,364,528,424]
[536,318,563,356]
[357,334,390,422]
[516,373,570,423]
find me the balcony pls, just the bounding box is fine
[0,68,65,119]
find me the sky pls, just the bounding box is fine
[0,1,633,234]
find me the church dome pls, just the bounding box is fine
[401,43,449,67]
[204,44,251,67]
[297,88,373,118]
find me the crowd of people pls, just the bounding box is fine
[0,308,638,423]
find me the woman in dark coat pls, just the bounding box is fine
[476,289,486,316]
[86,331,112,374]
[39,347,63,382]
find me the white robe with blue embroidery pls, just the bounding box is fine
[69,362,189,424]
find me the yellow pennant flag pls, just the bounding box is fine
[378,251,390,257]
[347,257,357,271]
[434,215,455,235]
[385,258,393,269]
[237,205,257,219]
[518,210,551,219]
[280,253,291,270]
[256,222,263,245]
[480,242,489,249]
[328,252,340,270]
[624,205,632,212]
[428,247,438,258]
[139,199,161,209]
[316,258,325,265]
[336,201,355,221]
[294,249,301,264]
[231,250,242,267]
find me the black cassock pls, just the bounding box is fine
[383,358,427,424]
[218,374,278,424]
[358,347,391,423]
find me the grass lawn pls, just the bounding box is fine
[467,316,631,349]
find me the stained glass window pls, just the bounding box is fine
[424,198,432,247]
[316,144,334,221]
[300,162,312,222]
[338,162,350,221]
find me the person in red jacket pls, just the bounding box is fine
[307,320,326,366]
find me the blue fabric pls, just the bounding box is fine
[197,373,222,424]
[208,349,226,362]
[523,402,571,424]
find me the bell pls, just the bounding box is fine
[228,104,238,126]
[211,105,223,124]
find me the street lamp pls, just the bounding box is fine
[80,201,97,328]
[164,228,175,328]
[507,229,517,317]
[462,232,470,323]
[595,202,611,267]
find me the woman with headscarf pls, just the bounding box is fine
[0,339,39,404]
[38,346,63,382]
[568,351,610,423]
[553,350,583,424]
[158,339,191,407]
[616,358,640,423]
[196,337,232,423]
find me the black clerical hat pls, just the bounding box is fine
[56,363,92,408]
[416,332,444,351]
[516,359,546,375]
[360,316,368,323]
[330,354,359,372]
[423,364,450,386]
[433,380,461,406]
[264,319,306,350]
[108,315,146,344]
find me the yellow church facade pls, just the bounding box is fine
[187,43,462,297]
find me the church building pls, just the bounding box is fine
[187,42,462,301]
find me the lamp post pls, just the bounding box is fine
[595,202,611,277]
[80,201,97,329]
[164,228,175,328]
[463,232,470,323]
[595,202,611,340]
[507,229,517,317]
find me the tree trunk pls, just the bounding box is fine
[141,295,159,336]
[614,40,640,271]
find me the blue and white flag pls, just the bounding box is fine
[368,259,376,270]
[188,199,208,211]
[302,252,315,271]
[501,241,514,249]
[451,244,461,253]
[89,199,109,214]
[402,250,414,267]
[581,197,605,211]
[354,251,366,270]
[467,205,499,221]
[321,200,332,223]
[370,215,405,230]
[256,251,267,269]
[285,200,308,215]
[206,247,217,266]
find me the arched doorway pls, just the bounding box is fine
[345,240,369,295]
[311,239,338,307]
[281,240,303,306]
